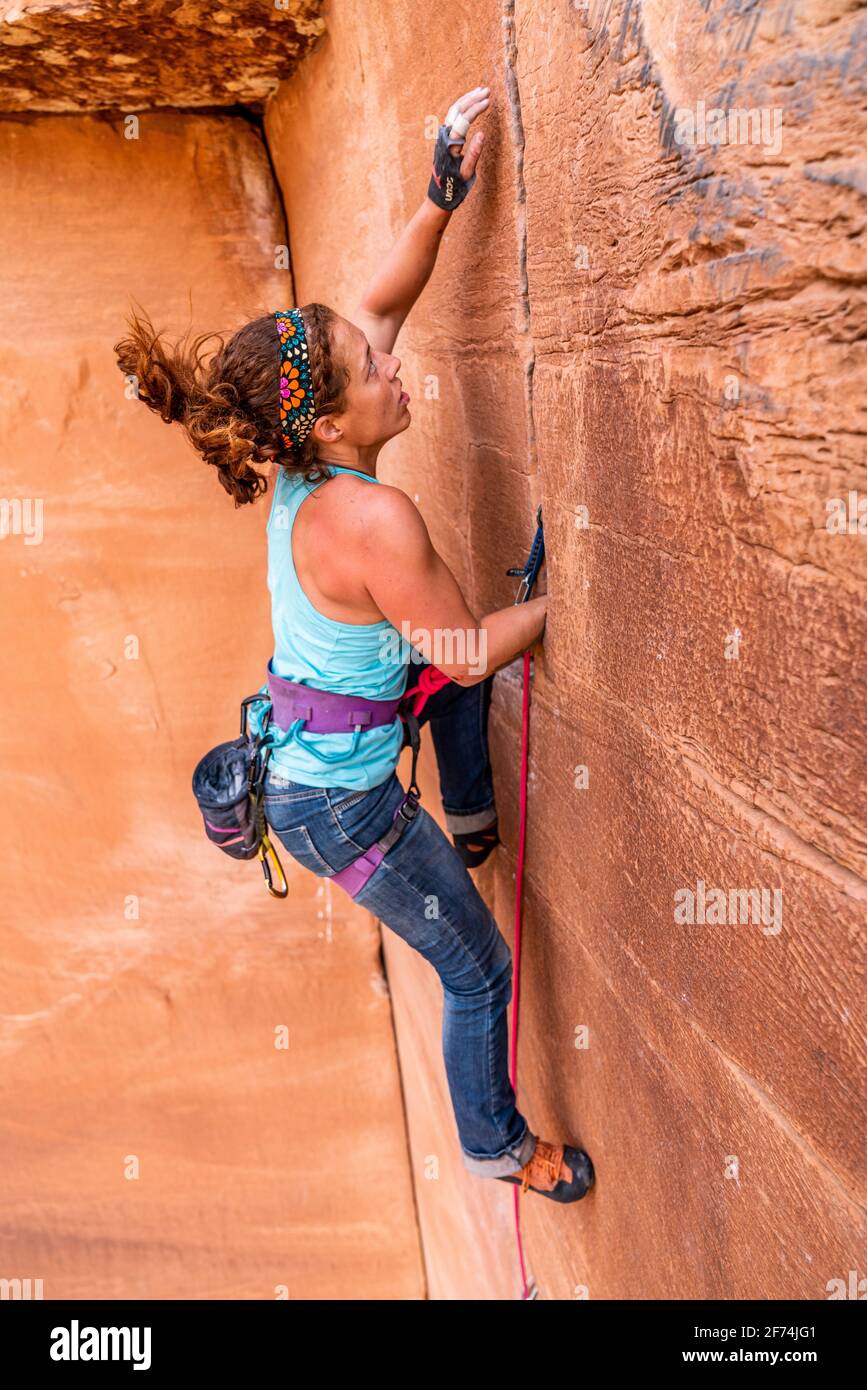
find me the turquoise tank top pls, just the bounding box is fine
[247,463,414,789]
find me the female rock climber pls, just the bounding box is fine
[114,87,594,1204]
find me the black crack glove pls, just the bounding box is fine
[426,87,489,211]
[427,122,477,211]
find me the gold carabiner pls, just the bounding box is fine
[258,831,288,898]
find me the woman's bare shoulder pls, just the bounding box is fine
[326,474,423,531]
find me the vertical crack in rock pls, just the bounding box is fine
[502,0,537,477]
[258,114,293,284]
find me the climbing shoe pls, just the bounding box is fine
[452,818,501,868]
[495,1139,595,1203]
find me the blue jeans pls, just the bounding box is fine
[262,660,537,1178]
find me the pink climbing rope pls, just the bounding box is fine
[509,647,534,1300]
[407,651,536,1298]
[402,663,453,718]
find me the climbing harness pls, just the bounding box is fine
[192,658,436,902]
[505,505,545,1300]
[265,660,426,899]
[191,694,288,899]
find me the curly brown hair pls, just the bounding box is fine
[113,302,350,506]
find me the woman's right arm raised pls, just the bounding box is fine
[355,486,546,687]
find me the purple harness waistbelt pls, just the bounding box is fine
[267,659,404,734]
[263,658,422,901]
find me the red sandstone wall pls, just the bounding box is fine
[1,0,863,1303]
[265,0,866,1298]
[0,113,424,1299]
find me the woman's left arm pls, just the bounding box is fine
[352,86,490,355]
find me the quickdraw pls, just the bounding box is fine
[506,504,544,603]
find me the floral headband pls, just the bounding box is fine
[273,308,316,450]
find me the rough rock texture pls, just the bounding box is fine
[0,114,424,1299]
[265,0,866,1298]
[2,0,864,1303]
[0,0,324,111]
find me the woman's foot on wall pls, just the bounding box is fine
[496,1139,595,1203]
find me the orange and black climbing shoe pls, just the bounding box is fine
[496,1139,595,1203]
[452,818,501,868]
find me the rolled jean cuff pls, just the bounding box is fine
[444,805,497,835]
[461,1127,537,1178]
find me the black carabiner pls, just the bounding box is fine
[506,505,545,604]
